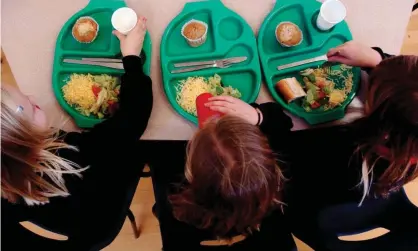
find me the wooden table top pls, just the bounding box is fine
[2,0,416,139]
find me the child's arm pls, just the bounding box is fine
[252,102,293,151]
[252,102,293,135]
[75,55,152,165]
[73,16,152,166]
[370,47,393,61]
[203,97,293,139]
[327,41,394,72]
[362,47,393,73]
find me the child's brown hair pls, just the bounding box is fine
[355,55,418,204]
[169,115,284,238]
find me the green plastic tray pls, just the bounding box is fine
[52,0,152,128]
[258,0,360,125]
[160,0,262,125]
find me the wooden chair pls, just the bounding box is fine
[317,188,418,251]
[1,169,151,251]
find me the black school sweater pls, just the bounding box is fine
[2,56,153,242]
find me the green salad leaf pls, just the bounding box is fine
[323,85,333,95]
[307,74,316,83]
[306,89,316,104]
[305,82,318,91]
[206,74,242,99]
[216,86,224,95]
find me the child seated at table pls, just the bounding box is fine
[169,114,292,246]
[148,97,296,250]
[2,16,153,250]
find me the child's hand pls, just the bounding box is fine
[205,96,260,125]
[327,41,382,68]
[113,16,147,57]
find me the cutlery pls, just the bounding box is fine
[81,58,122,63]
[171,57,247,74]
[63,59,124,70]
[174,56,247,68]
[277,55,328,71]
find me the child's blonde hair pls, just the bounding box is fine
[1,87,85,205]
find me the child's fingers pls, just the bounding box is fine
[207,95,235,103]
[327,46,342,57]
[134,16,147,30]
[112,30,125,41]
[327,43,349,58]
[327,55,351,65]
[207,105,235,114]
[204,100,233,108]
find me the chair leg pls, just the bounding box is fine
[152,203,157,218]
[141,165,152,178]
[127,209,140,239]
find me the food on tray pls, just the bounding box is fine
[62,73,120,118]
[176,74,241,116]
[72,17,99,43]
[111,7,138,35]
[183,21,206,39]
[299,64,353,112]
[275,77,306,103]
[181,19,208,47]
[276,22,303,47]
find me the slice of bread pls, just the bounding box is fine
[275,77,306,103]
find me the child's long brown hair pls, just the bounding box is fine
[169,116,284,238]
[1,88,85,205]
[354,55,418,204]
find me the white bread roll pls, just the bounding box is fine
[275,77,306,103]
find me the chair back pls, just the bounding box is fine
[318,189,418,251]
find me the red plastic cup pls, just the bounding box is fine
[196,93,223,128]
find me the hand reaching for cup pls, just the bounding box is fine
[205,96,261,125]
[113,16,147,57]
[327,41,382,68]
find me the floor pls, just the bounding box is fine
[402,7,418,54]
[1,6,417,251]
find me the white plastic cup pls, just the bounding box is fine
[111,7,138,35]
[316,0,347,31]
